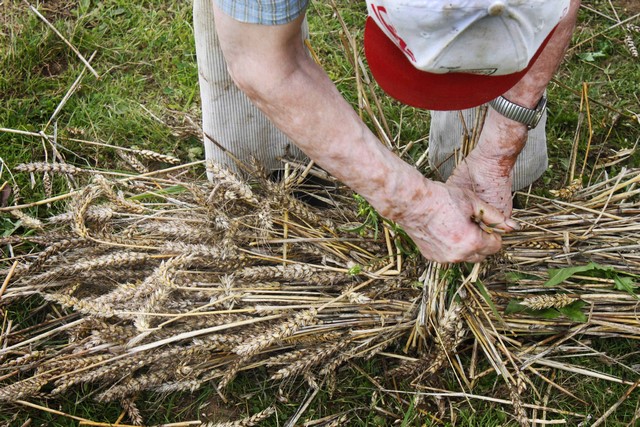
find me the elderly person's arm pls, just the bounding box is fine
[211,4,516,263]
[448,0,581,216]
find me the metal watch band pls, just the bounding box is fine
[488,95,547,130]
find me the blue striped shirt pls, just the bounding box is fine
[215,0,309,25]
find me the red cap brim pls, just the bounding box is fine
[364,17,554,111]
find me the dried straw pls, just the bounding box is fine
[1,161,639,425]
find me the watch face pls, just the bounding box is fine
[530,96,548,129]
[530,111,543,129]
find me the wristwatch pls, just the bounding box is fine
[488,95,547,130]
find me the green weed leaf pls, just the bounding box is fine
[505,271,542,283]
[505,272,526,283]
[577,51,607,62]
[558,301,588,322]
[475,279,505,324]
[505,300,527,314]
[1,218,21,237]
[545,263,639,299]
[348,264,362,276]
[505,300,586,322]
[130,185,187,201]
[613,275,639,299]
[545,262,611,287]
[535,308,563,320]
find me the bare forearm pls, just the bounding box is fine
[502,0,580,109]
[258,66,517,260]
[211,8,426,221]
[252,56,428,220]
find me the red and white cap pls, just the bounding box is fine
[364,0,570,110]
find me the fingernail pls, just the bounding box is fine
[506,219,520,230]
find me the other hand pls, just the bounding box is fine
[394,179,517,264]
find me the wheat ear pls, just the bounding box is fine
[520,294,577,310]
[15,162,84,175]
[116,149,149,174]
[232,308,318,357]
[270,341,348,381]
[93,174,146,214]
[202,406,276,427]
[71,183,103,238]
[130,148,181,164]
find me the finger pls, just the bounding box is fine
[464,253,487,264]
[505,218,520,230]
[477,231,502,256]
[455,229,501,262]
[478,221,506,235]
[471,201,516,233]
[477,219,520,233]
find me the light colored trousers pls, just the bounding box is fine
[193,0,306,176]
[193,0,548,190]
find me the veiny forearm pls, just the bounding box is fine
[254,56,431,220]
[211,6,519,262]
[502,0,581,109]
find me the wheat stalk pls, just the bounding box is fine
[202,406,275,427]
[14,162,84,175]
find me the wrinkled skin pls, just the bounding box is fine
[392,178,510,263]
[449,2,580,218]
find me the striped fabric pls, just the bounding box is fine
[428,107,548,191]
[214,0,309,25]
[195,0,308,176]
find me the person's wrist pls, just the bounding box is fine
[375,172,435,224]
[488,95,546,130]
[477,109,528,157]
[488,111,528,140]
[501,89,545,110]
[501,73,548,109]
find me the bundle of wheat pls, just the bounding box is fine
[0,160,424,424]
[1,159,639,426]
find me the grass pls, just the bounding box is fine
[1,0,639,426]
[0,0,201,174]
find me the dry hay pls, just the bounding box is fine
[1,160,640,426]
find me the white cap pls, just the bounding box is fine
[366,0,570,76]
